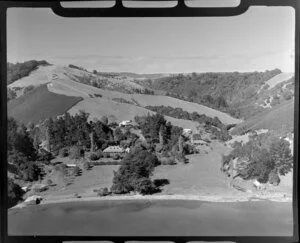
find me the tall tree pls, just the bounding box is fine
[270,139,293,176]
[14,124,37,160]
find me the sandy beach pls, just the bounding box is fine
[13,191,292,210]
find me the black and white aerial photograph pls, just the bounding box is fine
[5,1,296,238]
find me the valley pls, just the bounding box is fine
[7,60,294,212]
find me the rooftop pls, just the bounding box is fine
[103,146,125,153]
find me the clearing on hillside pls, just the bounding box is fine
[263,72,294,90]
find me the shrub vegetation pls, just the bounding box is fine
[144,106,231,141]
[111,148,160,194]
[8,178,24,208]
[141,69,281,119]
[7,117,44,182]
[222,133,293,184]
[45,111,113,154]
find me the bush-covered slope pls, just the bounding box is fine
[8,84,83,125]
[7,60,50,85]
[139,69,283,119]
[145,105,232,141]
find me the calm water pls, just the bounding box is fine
[8,200,293,236]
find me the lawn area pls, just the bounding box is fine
[40,141,292,201]
[42,142,234,200]
[152,140,293,197]
[42,165,119,200]
[152,141,236,196]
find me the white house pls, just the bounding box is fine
[39,140,50,152]
[183,128,192,136]
[103,146,125,154]
[191,134,208,146]
[66,163,77,168]
[284,134,294,155]
[21,186,30,192]
[119,120,132,127]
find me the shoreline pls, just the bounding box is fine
[12,193,292,209]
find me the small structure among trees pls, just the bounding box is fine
[103,146,125,156]
[119,120,132,127]
[191,133,208,146]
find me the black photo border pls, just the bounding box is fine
[0,1,299,243]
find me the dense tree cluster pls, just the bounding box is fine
[7,117,43,188]
[134,113,183,148]
[111,147,160,194]
[46,111,114,153]
[23,85,35,95]
[132,88,155,95]
[7,60,50,84]
[8,117,37,160]
[112,98,135,105]
[222,133,293,184]
[144,106,231,141]
[68,64,88,72]
[114,128,139,148]
[7,88,17,101]
[143,69,281,119]
[8,178,24,208]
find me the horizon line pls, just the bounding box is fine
[7,60,294,75]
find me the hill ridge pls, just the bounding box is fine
[8,64,241,126]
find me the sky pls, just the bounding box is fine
[7,5,295,74]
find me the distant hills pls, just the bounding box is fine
[101,72,169,80]
[7,60,295,137]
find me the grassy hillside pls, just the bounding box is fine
[7,64,242,127]
[66,68,294,121]
[68,97,200,132]
[7,60,50,85]
[8,84,83,125]
[232,99,294,136]
[5,64,238,125]
[46,73,241,125]
[8,65,57,89]
[264,72,294,90]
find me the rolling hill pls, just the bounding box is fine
[7,84,83,125]
[8,61,295,139]
[231,99,294,137]
[8,64,147,94]
[8,64,241,129]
